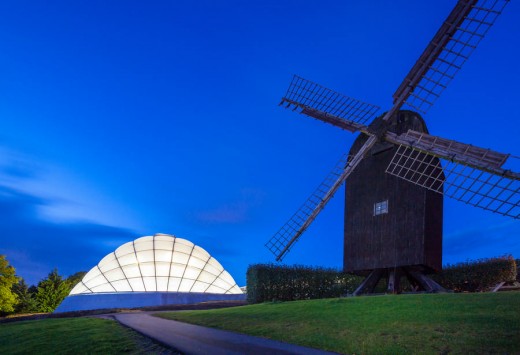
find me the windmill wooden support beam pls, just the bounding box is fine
[352,267,446,296]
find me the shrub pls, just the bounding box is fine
[0,255,19,314]
[246,264,362,303]
[432,255,517,292]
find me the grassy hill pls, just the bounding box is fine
[0,317,174,354]
[156,292,520,354]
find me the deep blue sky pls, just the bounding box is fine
[0,1,519,286]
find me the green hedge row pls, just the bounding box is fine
[432,255,517,292]
[247,256,517,302]
[246,264,362,303]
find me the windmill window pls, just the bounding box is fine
[374,200,388,216]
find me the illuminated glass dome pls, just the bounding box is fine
[71,233,242,295]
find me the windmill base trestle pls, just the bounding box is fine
[352,267,446,296]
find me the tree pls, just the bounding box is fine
[0,255,19,313]
[35,269,71,313]
[67,271,87,289]
[12,278,38,313]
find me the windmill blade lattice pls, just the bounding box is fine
[386,129,510,170]
[281,75,380,128]
[386,144,520,219]
[265,153,352,261]
[393,0,509,114]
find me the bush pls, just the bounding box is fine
[432,255,517,292]
[0,255,19,314]
[246,264,362,303]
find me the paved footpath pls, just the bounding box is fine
[111,312,339,355]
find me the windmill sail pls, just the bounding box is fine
[265,153,351,261]
[281,75,380,128]
[385,130,510,170]
[385,131,520,219]
[393,0,509,113]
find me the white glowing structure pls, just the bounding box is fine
[71,234,242,295]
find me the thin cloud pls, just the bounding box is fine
[0,185,137,285]
[194,188,265,224]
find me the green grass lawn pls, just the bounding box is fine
[0,317,171,354]
[156,292,520,354]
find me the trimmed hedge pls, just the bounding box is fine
[432,255,517,292]
[247,256,517,302]
[246,264,362,303]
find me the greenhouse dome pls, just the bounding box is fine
[55,233,244,312]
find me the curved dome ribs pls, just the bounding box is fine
[70,234,242,295]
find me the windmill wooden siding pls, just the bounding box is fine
[344,111,443,274]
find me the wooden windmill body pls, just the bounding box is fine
[344,111,444,293]
[265,0,519,295]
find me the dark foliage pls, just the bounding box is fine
[12,279,37,313]
[432,255,517,292]
[246,264,362,303]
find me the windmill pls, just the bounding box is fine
[265,0,519,295]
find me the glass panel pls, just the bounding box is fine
[134,236,154,244]
[143,277,156,291]
[173,243,193,254]
[104,268,126,282]
[128,277,145,292]
[155,249,173,263]
[218,270,235,287]
[70,283,89,295]
[117,253,137,266]
[98,253,116,268]
[115,242,135,257]
[190,281,209,293]
[227,285,243,294]
[136,250,154,263]
[98,258,119,273]
[122,264,141,278]
[211,277,229,291]
[155,262,170,277]
[167,277,181,292]
[178,278,195,292]
[140,262,155,277]
[197,270,217,284]
[111,279,132,292]
[169,263,186,277]
[90,283,115,293]
[172,251,189,265]
[134,240,153,252]
[154,234,175,242]
[187,255,207,270]
[154,240,174,251]
[174,238,193,247]
[156,277,168,291]
[183,267,200,280]
[192,246,210,261]
[205,284,226,294]
[85,275,108,289]
[203,262,222,277]
[82,268,101,283]
[206,258,224,272]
